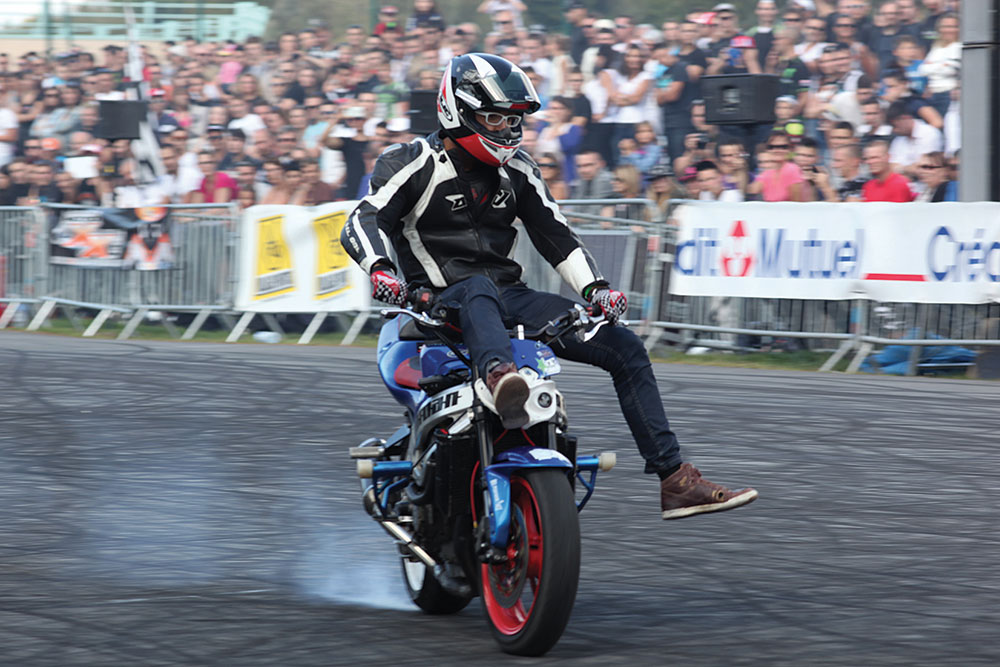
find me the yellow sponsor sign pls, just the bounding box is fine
[254,214,295,299]
[312,211,351,299]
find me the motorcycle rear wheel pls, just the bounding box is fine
[480,468,580,656]
[401,559,472,614]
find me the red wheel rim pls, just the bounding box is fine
[481,476,544,635]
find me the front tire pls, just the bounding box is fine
[480,468,581,656]
[401,559,472,614]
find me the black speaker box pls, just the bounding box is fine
[702,74,779,125]
[96,100,147,140]
[408,90,438,136]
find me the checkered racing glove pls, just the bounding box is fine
[371,269,408,306]
[587,286,627,325]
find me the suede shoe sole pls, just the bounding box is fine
[661,487,758,520]
[492,372,530,430]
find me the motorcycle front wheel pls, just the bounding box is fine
[480,468,580,656]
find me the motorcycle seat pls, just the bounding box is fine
[393,355,423,390]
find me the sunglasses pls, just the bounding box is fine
[836,23,855,28]
[475,110,522,127]
[538,162,559,168]
[769,143,790,150]
[919,164,941,170]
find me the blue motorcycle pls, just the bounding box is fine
[352,300,616,656]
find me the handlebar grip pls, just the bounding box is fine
[411,287,436,314]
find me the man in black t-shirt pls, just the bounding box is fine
[676,20,708,100]
[654,44,695,163]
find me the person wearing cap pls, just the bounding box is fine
[579,20,620,85]
[150,89,180,142]
[322,105,369,200]
[644,163,681,218]
[705,7,761,75]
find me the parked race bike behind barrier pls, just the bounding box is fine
[342,52,758,656]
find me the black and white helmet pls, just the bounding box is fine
[437,53,541,167]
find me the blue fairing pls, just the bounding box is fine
[377,317,423,414]
[377,316,562,416]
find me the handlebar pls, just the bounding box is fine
[379,303,608,344]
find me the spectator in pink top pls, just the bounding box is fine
[192,150,236,203]
[748,133,807,201]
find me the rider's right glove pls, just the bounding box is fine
[371,269,408,306]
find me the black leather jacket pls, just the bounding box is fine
[341,131,603,296]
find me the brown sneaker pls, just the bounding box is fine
[660,463,758,520]
[485,362,529,429]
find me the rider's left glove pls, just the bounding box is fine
[587,286,627,325]
[371,269,408,306]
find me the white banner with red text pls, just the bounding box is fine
[235,202,370,313]
[669,201,1000,304]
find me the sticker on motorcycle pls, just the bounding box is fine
[537,348,561,375]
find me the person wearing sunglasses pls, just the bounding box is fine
[342,53,758,520]
[747,132,808,201]
[913,150,956,202]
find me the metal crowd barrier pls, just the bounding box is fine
[3,204,239,339]
[2,198,997,377]
[0,206,48,328]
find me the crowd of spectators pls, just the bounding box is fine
[0,0,963,213]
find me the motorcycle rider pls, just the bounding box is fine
[342,54,757,520]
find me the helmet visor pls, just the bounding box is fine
[476,72,539,112]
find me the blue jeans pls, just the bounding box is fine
[438,276,683,475]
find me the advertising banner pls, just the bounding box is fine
[235,202,370,313]
[49,206,174,270]
[670,202,1000,304]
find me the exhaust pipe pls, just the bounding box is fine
[363,488,472,598]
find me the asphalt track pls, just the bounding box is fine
[1,331,998,666]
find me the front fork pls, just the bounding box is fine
[471,402,615,564]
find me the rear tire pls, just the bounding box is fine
[401,559,472,614]
[480,468,580,656]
